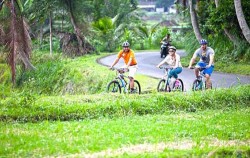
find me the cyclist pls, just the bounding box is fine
[156,46,182,82]
[188,39,215,89]
[110,41,138,93]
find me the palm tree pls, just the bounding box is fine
[188,0,202,41]
[0,0,35,84]
[92,17,116,52]
[136,22,161,49]
[234,0,250,44]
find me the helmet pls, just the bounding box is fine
[168,46,176,51]
[122,41,130,47]
[200,39,208,45]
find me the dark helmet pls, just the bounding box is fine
[122,41,130,47]
[168,46,176,51]
[200,39,208,45]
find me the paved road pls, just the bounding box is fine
[99,51,250,91]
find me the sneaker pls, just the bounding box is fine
[130,88,137,94]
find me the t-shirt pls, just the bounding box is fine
[194,47,215,64]
[117,49,137,65]
[162,54,182,67]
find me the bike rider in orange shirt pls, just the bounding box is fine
[110,41,138,93]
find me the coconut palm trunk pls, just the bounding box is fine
[49,11,53,55]
[234,0,250,44]
[7,0,36,84]
[189,0,202,41]
[64,0,85,55]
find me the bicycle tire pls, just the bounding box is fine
[129,80,141,94]
[107,80,121,93]
[192,79,203,91]
[172,79,184,92]
[157,79,170,92]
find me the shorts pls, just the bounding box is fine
[128,65,138,78]
[195,61,214,76]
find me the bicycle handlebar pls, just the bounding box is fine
[189,66,206,71]
[159,66,172,70]
[110,67,129,73]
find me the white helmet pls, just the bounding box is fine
[122,41,130,47]
[168,46,176,51]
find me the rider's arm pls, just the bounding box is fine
[110,57,120,68]
[156,57,167,68]
[188,53,197,68]
[111,51,123,68]
[126,57,133,68]
[207,54,214,67]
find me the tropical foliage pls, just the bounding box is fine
[0,0,249,84]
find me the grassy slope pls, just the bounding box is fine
[0,52,250,157]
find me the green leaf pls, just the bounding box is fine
[16,0,23,13]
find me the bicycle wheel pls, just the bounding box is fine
[192,79,203,91]
[107,81,121,93]
[157,79,170,92]
[172,79,184,92]
[129,80,141,94]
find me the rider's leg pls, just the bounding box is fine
[195,62,206,78]
[129,76,134,90]
[169,67,182,88]
[128,65,138,91]
[203,65,214,89]
[169,67,182,79]
[194,68,200,78]
[205,74,212,89]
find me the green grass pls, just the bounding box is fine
[0,52,159,97]
[0,85,249,122]
[1,109,249,157]
[0,51,250,157]
[215,62,250,75]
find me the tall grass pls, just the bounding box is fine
[0,85,249,122]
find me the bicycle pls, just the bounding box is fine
[157,66,184,92]
[191,67,212,91]
[106,68,141,94]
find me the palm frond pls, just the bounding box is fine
[137,25,149,37]
[6,0,35,84]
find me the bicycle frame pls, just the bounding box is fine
[114,68,129,93]
[107,68,141,94]
[162,67,172,88]
[192,67,207,90]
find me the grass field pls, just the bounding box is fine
[0,52,249,157]
[1,108,250,157]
